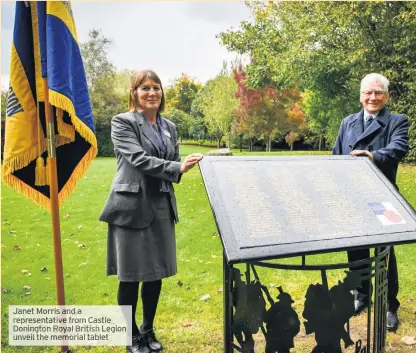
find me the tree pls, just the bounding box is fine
[163,108,190,141]
[233,67,263,151]
[302,90,358,150]
[1,89,7,121]
[80,29,125,156]
[114,69,135,96]
[200,75,239,148]
[189,87,210,142]
[1,89,8,158]
[165,74,202,114]
[233,66,300,152]
[257,86,301,152]
[285,104,306,150]
[80,29,115,93]
[219,1,416,158]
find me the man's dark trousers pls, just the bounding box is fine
[348,247,400,312]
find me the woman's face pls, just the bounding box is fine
[136,79,162,112]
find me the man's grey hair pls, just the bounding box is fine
[360,73,390,92]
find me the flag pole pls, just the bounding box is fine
[43,77,70,353]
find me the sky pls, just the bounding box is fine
[1,1,252,90]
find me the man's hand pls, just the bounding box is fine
[180,153,204,173]
[349,149,374,161]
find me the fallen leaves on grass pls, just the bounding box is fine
[401,336,416,345]
[216,288,223,294]
[40,267,47,272]
[177,280,183,287]
[23,285,31,295]
[182,322,192,327]
[21,269,29,274]
[200,294,210,301]
[65,213,71,219]
[12,245,21,251]
[2,288,10,293]
[78,243,87,249]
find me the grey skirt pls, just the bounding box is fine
[106,193,177,282]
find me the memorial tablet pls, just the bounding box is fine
[199,156,416,263]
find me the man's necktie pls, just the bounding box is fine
[364,115,373,130]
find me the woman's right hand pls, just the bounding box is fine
[180,153,203,173]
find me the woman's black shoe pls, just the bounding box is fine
[140,327,163,352]
[126,333,150,353]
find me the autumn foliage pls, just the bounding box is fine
[233,66,305,151]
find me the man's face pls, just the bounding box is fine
[360,82,389,114]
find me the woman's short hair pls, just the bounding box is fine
[360,73,390,93]
[129,70,165,112]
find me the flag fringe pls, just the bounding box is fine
[2,135,74,176]
[2,141,47,176]
[2,173,52,211]
[56,108,75,141]
[2,144,96,212]
[3,88,97,211]
[49,90,97,149]
[57,146,97,205]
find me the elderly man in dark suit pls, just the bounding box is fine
[332,73,409,331]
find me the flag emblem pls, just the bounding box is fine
[2,1,97,210]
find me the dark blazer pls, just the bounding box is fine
[99,111,182,229]
[332,108,409,188]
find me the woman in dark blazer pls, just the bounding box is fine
[99,70,202,353]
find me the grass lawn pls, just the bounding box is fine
[1,150,415,353]
[179,144,332,157]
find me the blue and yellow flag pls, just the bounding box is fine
[3,1,97,210]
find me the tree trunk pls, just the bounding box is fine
[217,136,221,149]
[318,134,322,151]
[290,142,294,151]
[239,135,243,152]
[267,136,272,152]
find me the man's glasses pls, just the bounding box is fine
[361,90,385,98]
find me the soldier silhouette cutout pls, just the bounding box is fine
[232,268,266,353]
[303,271,361,353]
[261,285,300,353]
